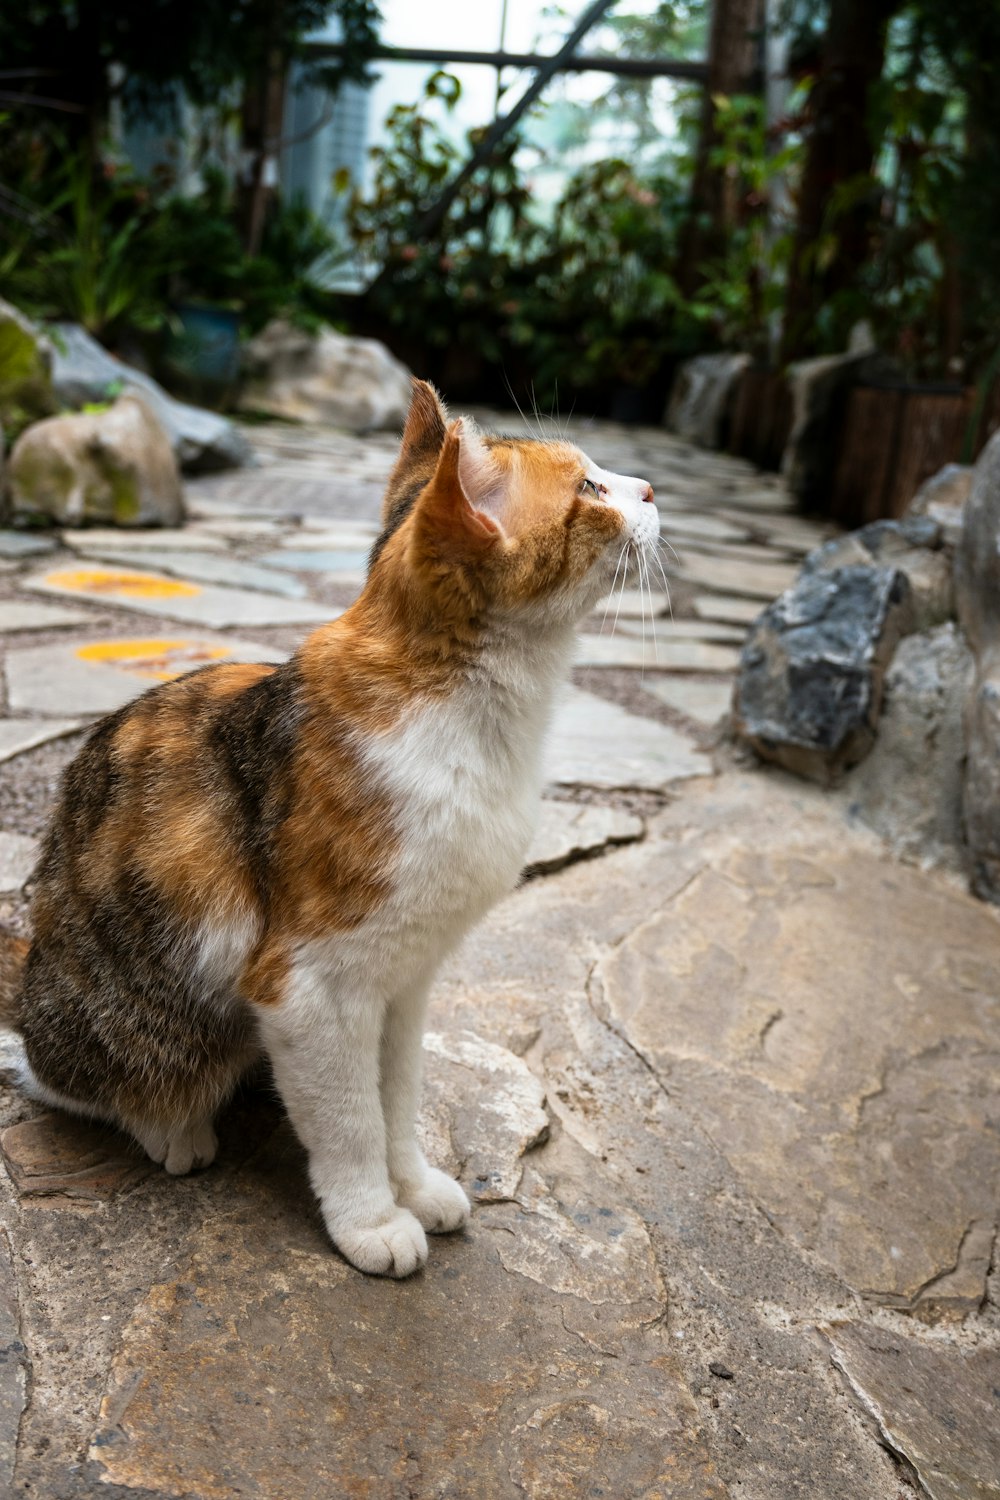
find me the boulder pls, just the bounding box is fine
[50,324,252,474]
[846,623,974,869]
[804,516,951,633]
[665,352,751,449]
[0,298,55,435]
[954,431,1000,902]
[782,350,895,510]
[240,321,412,432]
[8,394,184,528]
[733,565,911,783]
[908,462,972,548]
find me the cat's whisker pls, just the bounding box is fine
[601,544,629,634]
[656,534,680,565]
[611,543,631,636]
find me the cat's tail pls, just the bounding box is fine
[0,934,26,1031]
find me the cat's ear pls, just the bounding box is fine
[381,380,449,524]
[416,418,508,553]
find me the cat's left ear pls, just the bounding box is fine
[416,418,510,553]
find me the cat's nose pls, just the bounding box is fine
[640,483,655,504]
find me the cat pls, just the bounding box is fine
[0,380,658,1277]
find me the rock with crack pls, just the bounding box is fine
[593,834,1000,1314]
[8,393,184,527]
[524,801,643,876]
[420,1029,550,1201]
[824,1321,1000,1500]
[733,564,912,783]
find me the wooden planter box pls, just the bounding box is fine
[727,367,793,471]
[830,383,977,528]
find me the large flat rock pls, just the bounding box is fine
[24,563,329,630]
[76,547,310,599]
[6,635,288,715]
[524,800,643,875]
[545,686,711,789]
[594,793,1000,1315]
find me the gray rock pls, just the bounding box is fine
[0,830,39,894]
[665,352,751,448]
[782,351,895,509]
[846,624,974,868]
[908,462,972,548]
[8,394,184,528]
[954,430,1000,658]
[954,432,1000,902]
[734,565,911,783]
[0,298,54,435]
[804,516,951,633]
[50,323,252,474]
[241,321,412,432]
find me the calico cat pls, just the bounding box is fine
[0,381,658,1277]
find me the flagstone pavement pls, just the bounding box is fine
[0,410,996,1499]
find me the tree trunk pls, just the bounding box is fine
[677,0,765,297]
[780,0,901,361]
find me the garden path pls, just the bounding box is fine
[0,413,996,1499]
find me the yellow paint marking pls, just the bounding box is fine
[76,639,232,681]
[45,567,201,600]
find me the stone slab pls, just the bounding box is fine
[0,601,93,634]
[597,586,670,620]
[190,518,284,540]
[660,510,750,545]
[0,1114,155,1203]
[24,564,330,630]
[671,552,799,600]
[0,718,83,762]
[616,618,746,645]
[825,1322,1000,1500]
[61,527,226,552]
[524,800,644,875]
[0,531,56,559]
[545,686,711,789]
[0,831,38,893]
[281,525,379,550]
[575,632,741,672]
[644,677,734,726]
[693,594,763,626]
[0,1229,25,1491]
[6,636,289,716]
[259,548,370,577]
[77,548,309,599]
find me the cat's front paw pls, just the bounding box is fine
[335,1207,428,1278]
[396,1167,471,1234]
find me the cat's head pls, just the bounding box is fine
[370,380,659,627]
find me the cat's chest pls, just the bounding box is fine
[367,692,545,912]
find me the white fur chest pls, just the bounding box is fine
[370,688,542,925]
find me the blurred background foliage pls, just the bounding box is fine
[1,0,998,413]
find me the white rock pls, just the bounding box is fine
[241,321,412,432]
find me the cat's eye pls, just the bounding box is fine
[580,477,605,500]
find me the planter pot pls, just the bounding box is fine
[608,376,671,426]
[727,366,793,471]
[831,383,977,528]
[160,303,242,409]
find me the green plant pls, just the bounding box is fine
[687,93,803,357]
[3,145,173,340]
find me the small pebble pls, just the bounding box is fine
[709,1361,735,1380]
